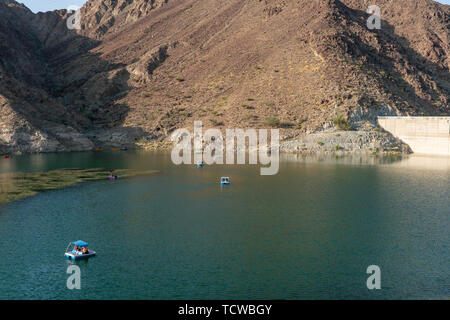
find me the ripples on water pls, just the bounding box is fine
[0,152,448,299]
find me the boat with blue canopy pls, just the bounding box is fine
[220,177,230,185]
[196,161,205,168]
[65,240,96,260]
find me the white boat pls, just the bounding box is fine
[65,240,96,260]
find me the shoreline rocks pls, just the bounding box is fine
[0,126,413,156]
[279,130,411,154]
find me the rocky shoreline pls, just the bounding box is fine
[279,129,411,155]
[0,127,412,155]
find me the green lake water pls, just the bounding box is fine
[0,151,448,299]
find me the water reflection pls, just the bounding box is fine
[281,153,450,170]
[1,151,449,174]
[383,154,450,171]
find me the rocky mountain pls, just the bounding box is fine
[0,0,448,153]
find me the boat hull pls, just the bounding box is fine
[65,251,96,260]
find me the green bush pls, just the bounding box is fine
[264,117,280,127]
[332,114,353,131]
[209,119,224,126]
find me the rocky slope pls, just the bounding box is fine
[0,0,448,153]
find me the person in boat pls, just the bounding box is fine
[109,170,117,180]
[81,247,89,255]
[196,161,204,167]
[73,245,83,255]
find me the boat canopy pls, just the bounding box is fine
[72,240,89,247]
[221,177,230,180]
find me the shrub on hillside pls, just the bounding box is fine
[332,114,353,131]
[264,117,280,127]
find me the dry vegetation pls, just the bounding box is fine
[0,168,157,205]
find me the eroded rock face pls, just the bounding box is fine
[261,0,287,17]
[79,0,169,39]
[0,94,94,153]
[0,126,94,153]
[126,45,169,83]
[0,124,60,154]
[0,0,448,153]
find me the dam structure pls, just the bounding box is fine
[378,117,450,156]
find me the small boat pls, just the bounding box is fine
[3,155,10,159]
[111,148,121,151]
[120,147,128,151]
[220,177,230,185]
[196,161,204,168]
[65,240,96,260]
[95,148,104,151]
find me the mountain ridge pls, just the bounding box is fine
[0,0,448,153]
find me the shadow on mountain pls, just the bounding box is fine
[0,23,149,150]
[344,6,449,117]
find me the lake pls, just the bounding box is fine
[0,151,448,299]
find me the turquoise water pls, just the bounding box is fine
[0,152,448,299]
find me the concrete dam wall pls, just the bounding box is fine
[378,117,450,155]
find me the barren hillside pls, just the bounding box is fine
[0,0,448,152]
